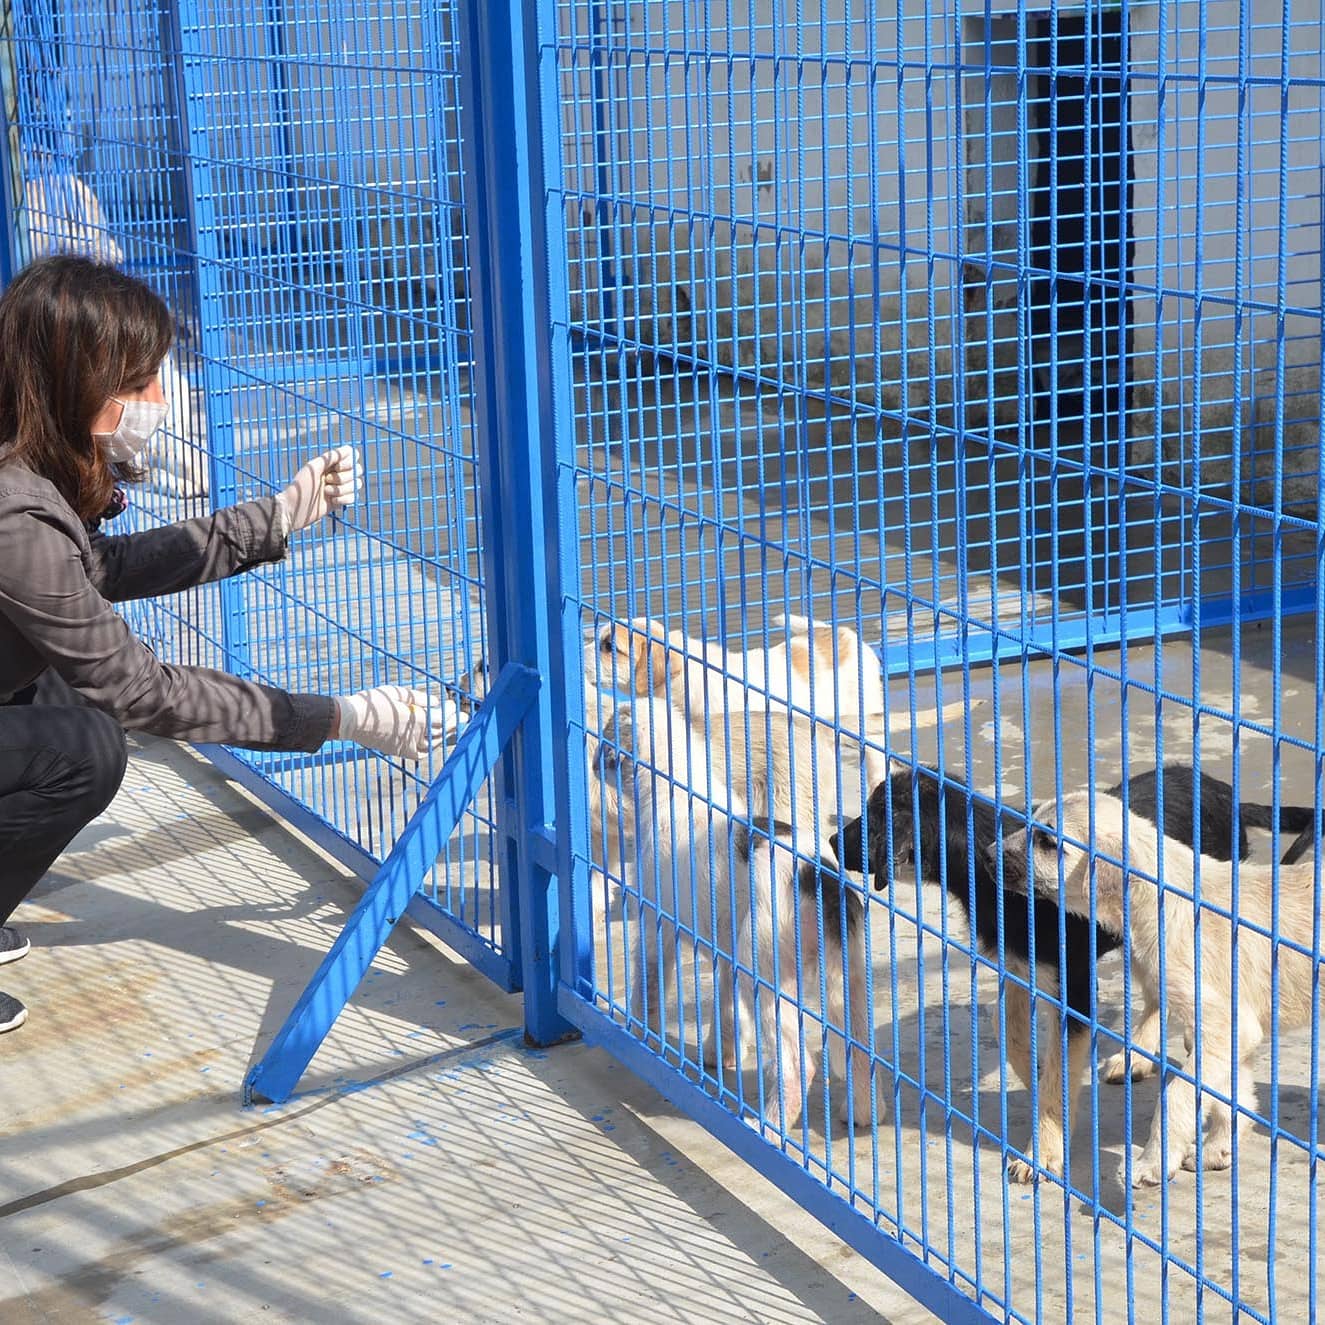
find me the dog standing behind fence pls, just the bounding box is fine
[24,171,211,500]
[837,761,1314,1183]
[1000,790,1324,1187]
[591,695,874,1132]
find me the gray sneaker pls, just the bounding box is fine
[0,927,29,966]
[0,990,27,1033]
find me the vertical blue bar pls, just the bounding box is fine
[456,0,578,1046]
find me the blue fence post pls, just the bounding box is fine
[456,0,580,1047]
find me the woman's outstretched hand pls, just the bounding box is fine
[334,685,454,761]
[278,446,362,534]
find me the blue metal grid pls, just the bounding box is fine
[543,2,1325,1322]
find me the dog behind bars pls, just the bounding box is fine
[592,696,874,1131]
[999,790,1324,1187]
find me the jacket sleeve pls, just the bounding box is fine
[0,495,335,752]
[85,496,288,603]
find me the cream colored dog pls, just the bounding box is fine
[591,694,874,1131]
[1004,790,1323,1187]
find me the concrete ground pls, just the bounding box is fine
[0,732,931,1325]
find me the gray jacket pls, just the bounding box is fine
[0,460,335,751]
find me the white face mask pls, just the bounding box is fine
[96,392,169,464]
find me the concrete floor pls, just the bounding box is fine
[0,733,932,1325]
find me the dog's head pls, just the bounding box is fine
[589,617,684,697]
[586,697,675,877]
[992,791,1130,932]
[831,763,928,891]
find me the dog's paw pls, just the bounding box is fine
[1103,1049,1157,1083]
[1006,1157,1037,1185]
[1129,1156,1169,1188]
[1181,1143,1232,1173]
[837,1100,876,1131]
[1006,1143,1062,1185]
[700,1040,737,1071]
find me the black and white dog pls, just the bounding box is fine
[831,762,1312,1181]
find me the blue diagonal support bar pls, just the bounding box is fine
[244,662,542,1105]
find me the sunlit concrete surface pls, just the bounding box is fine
[0,734,926,1324]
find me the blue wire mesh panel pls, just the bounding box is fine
[3,0,219,580]
[547,1,1325,1321]
[1,0,502,965]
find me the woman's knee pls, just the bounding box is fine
[80,707,128,810]
[28,706,128,818]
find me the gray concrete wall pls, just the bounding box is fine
[568,1,1323,500]
[560,1,963,434]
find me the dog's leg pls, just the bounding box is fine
[1012,1018,1093,1184]
[1103,964,1165,1082]
[744,898,810,1134]
[1133,1029,1230,1187]
[1000,978,1036,1093]
[1186,1023,1261,1173]
[771,937,809,1134]
[825,931,876,1129]
[1007,995,1071,1184]
[626,892,661,1046]
[706,951,739,1071]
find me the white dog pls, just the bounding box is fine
[590,612,883,720]
[1004,790,1323,1187]
[592,695,875,1132]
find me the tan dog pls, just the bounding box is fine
[1004,790,1324,1187]
[589,612,896,794]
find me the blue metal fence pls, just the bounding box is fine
[0,0,509,979]
[3,0,1324,1320]
[540,1,1325,1321]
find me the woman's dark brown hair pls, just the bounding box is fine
[0,255,174,521]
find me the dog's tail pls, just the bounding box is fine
[1280,820,1318,866]
[1237,799,1316,834]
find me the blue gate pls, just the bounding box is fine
[3,0,1323,1320]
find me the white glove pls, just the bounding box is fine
[277,445,362,535]
[334,685,453,761]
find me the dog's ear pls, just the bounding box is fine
[661,631,688,691]
[638,636,666,694]
[1087,823,1128,908]
[833,814,863,871]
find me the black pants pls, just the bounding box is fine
[0,686,127,925]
